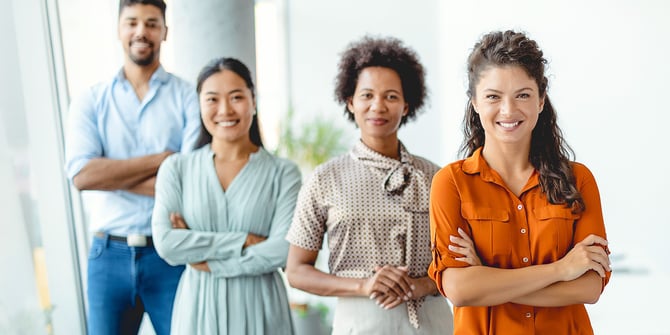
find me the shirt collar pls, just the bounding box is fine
[114,65,169,88]
[462,147,539,189]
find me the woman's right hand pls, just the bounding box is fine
[555,234,611,281]
[449,227,482,266]
[244,233,267,248]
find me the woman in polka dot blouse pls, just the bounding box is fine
[285,35,478,334]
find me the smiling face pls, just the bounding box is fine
[118,4,167,67]
[347,66,408,145]
[471,65,545,149]
[199,70,256,145]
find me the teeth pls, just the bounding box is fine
[499,121,520,128]
[217,120,238,127]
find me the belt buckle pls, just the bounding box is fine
[127,234,147,247]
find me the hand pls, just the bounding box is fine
[449,227,482,265]
[243,233,267,248]
[556,234,611,281]
[190,261,210,272]
[170,212,189,229]
[364,265,413,309]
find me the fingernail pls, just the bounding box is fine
[411,285,416,290]
[448,245,456,250]
[449,236,457,242]
[370,293,377,300]
[403,296,409,301]
[407,291,413,297]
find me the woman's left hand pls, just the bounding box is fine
[449,227,482,266]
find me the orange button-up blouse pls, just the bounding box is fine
[428,148,610,335]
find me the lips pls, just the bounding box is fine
[497,121,521,129]
[366,118,388,126]
[217,120,239,127]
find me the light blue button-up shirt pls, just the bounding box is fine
[65,66,201,236]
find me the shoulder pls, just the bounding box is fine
[257,149,301,177]
[433,158,468,183]
[409,154,440,176]
[570,161,597,184]
[164,72,196,92]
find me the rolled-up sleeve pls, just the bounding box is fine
[64,89,103,180]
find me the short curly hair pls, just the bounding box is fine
[334,36,427,127]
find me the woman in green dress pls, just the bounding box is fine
[152,57,300,334]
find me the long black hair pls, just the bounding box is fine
[194,57,263,149]
[461,30,584,213]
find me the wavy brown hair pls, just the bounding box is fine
[460,30,584,213]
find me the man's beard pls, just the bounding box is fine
[130,50,155,66]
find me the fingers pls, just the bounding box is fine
[366,266,413,300]
[170,212,188,229]
[449,228,482,266]
[576,234,608,248]
[375,293,404,310]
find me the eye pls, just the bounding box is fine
[231,95,244,102]
[205,97,217,103]
[485,94,499,100]
[146,22,157,28]
[517,93,530,99]
[387,94,399,100]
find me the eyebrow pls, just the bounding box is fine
[358,88,402,94]
[483,87,535,94]
[203,89,244,96]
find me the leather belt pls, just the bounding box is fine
[95,232,153,247]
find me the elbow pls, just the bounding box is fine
[583,290,601,305]
[285,264,300,289]
[72,174,90,190]
[442,274,474,307]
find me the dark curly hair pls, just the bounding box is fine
[461,30,584,213]
[334,36,427,127]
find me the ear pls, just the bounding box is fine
[403,103,409,116]
[470,99,479,114]
[538,94,545,113]
[163,25,168,42]
[346,98,354,114]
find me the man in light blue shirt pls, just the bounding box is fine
[64,1,200,334]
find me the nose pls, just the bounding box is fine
[500,96,515,115]
[218,100,233,115]
[369,96,387,113]
[134,23,147,38]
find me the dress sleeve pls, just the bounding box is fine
[285,167,328,251]
[152,155,248,266]
[571,163,611,289]
[207,160,303,277]
[427,165,471,296]
[64,89,102,180]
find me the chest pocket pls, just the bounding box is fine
[534,205,580,257]
[461,203,511,259]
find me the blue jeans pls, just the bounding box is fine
[87,235,184,335]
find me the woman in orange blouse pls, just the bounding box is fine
[428,30,611,335]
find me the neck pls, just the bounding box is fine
[211,139,258,162]
[481,140,533,177]
[123,60,160,88]
[361,136,400,160]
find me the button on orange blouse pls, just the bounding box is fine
[428,148,610,335]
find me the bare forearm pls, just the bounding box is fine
[73,152,171,191]
[126,176,156,196]
[286,264,365,297]
[443,264,561,307]
[511,271,603,306]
